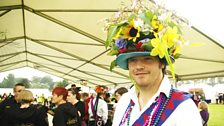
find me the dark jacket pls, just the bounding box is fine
[53,102,81,126]
[11,104,49,126]
[0,96,20,126]
[74,100,85,119]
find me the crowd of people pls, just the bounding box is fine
[0,83,130,126]
[0,80,211,126]
[215,92,224,104]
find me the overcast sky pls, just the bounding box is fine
[165,0,224,46]
[0,67,62,82]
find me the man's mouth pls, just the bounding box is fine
[135,73,147,76]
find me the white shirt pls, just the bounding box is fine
[112,75,202,126]
[88,97,108,124]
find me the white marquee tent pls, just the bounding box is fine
[0,0,224,87]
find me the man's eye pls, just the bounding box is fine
[128,58,137,62]
[17,90,22,92]
[144,57,153,61]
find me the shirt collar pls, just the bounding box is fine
[157,75,171,97]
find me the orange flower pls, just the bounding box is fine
[95,85,108,93]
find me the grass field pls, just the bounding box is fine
[208,104,224,126]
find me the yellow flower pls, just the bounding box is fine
[151,15,164,32]
[162,26,179,48]
[150,38,166,58]
[172,45,180,56]
[113,28,122,40]
[121,20,140,42]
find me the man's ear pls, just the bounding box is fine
[58,95,63,99]
[159,62,165,69]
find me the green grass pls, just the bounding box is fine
[208,104,224,126]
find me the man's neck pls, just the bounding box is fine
[138,75,164,110]
[71,99,78,105]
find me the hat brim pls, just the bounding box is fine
[116,52,174,70]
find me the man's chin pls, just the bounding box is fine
[135,81,149,87]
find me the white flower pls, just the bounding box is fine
[134,18,144,27]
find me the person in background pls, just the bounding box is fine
[82,92,92,125]
[51,87,81,126]
[71,84,76,90]
[222,93,224,104]
[114,87,128,102]
[70,84,82,104]
[1,93,8,101]
[215,92,219,104]
[104,93,111,103]
[113,87,129,118]
[89,85,108,126]
[198,101,209,126]
[0,83,25,126]
[192,93,200,106]
[67,88,85,126]
[11,90,49,126]
[218,93,223,104]
[104,0,202,125]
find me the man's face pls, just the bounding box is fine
[67,91,76,103]
[128,55,164,87]
[14,85,25,101]
[83,95,89,101]
[115,92,121,101]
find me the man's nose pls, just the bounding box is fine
[135,60,145,69]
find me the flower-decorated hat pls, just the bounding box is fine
[95,85,109,94]
[105,0,188,79]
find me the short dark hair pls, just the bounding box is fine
[67,88,81,100]
[13,83,25,91]
[114,87,128,96]
[71,84,76,87]
[15,83,25,87]
[82,93,89,98]
[159,58,167,74]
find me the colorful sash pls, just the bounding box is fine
[119,89,191,126]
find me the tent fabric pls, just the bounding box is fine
[0,0,224,87]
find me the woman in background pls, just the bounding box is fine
[12,90,49,126]
[51,87,81,126]
[198,101,209,126]
[67,88,85,125]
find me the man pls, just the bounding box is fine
[89,86,108,126]
[67,88,85,125]
[51,87,81,126]
[114,87,128,102]
[104,1,202,126]
[71,84,76,89]
[0,83,25,126]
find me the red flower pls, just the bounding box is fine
[135,42,143,49]
[119,47,127,54]
[95,86,102,93]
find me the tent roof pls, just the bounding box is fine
[0,0,224,87]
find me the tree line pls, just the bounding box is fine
[0,74,69,90]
